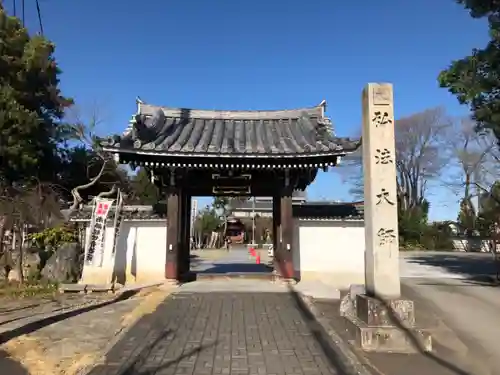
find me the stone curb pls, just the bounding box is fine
[297,294,374,375]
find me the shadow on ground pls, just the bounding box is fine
[0,302,52,315]
[119,330,216,375]
[0,290,140,344]
[270,261,367,375]
[0,349,30,374]
[382,285,473,375]
[316,293,472,375]
[405,253,500,286]
[189,249,272,274]
[197,263,271,274]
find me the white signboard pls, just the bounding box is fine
[85,198,114,266]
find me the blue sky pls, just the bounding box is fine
[6,0,490,220]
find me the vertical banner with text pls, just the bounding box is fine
[111,190,124,255]
[85,198,114,266]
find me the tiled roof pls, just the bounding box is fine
[230,195,306,212]
[230,201,274,212]
[68,201,364,222]
[293,202,364,220]
[100,101,360,157]
[66,204,167,222]
[231,199,364,220]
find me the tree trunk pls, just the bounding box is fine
[13,229,24,284]
[0,216,7,281]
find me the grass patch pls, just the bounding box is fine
[0,280,58,299]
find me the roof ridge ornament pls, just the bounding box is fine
[132,108,166,148]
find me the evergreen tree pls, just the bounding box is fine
[130,168,160,205]
[439,0,500,142]
[0,5,72,185]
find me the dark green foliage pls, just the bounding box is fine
[399,200,429,248]
[213,197,229,215]
[0,5,72,184]
[194,205,221,234]
[58,146,106,201]
[398,199,454,250]
[130,168,160,205]
[438,0,500,142]
[457,197,477,235]
[476,181,500,235]
[420,223,455,250]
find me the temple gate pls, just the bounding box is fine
[99,100,360,281]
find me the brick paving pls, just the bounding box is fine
[89,292,346,375]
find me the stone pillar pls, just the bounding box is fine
[165,185,180,280]
[362,83,400,298]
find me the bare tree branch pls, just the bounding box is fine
[334,107,451,209]
[443,117,499,213]
[63,103,123,217]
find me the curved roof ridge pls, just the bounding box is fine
[137,101,326,120]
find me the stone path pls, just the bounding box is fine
[191,246,271,274]
[400,251,497,280]
[89,291,346,375]
[403,277,500,374]
[0,294,115,336]
[0,289,171,375]
[400,258,467,279]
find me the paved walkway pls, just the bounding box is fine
[400,252,500,374]
[89,290,345,375]
[400,251,497,280]
[403,277,500,374]
[191,246,271,274]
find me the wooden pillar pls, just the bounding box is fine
[280,189,294,279]
[272,195,281,273]
[165,176,180,280]
[177,190,186,277]
[179,192,191,277]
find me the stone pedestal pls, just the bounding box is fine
[341,285,432,353]
[357,294,415,326]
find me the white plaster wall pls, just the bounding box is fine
[80,221,167,285]
[293,219,365,290]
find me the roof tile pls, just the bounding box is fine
[101,103,360,156]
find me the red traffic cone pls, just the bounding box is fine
[249,247,256,257]
[255,254,261,264]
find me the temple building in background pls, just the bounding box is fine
[229,191,306,218]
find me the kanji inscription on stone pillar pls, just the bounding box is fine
[362,83,401,298]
